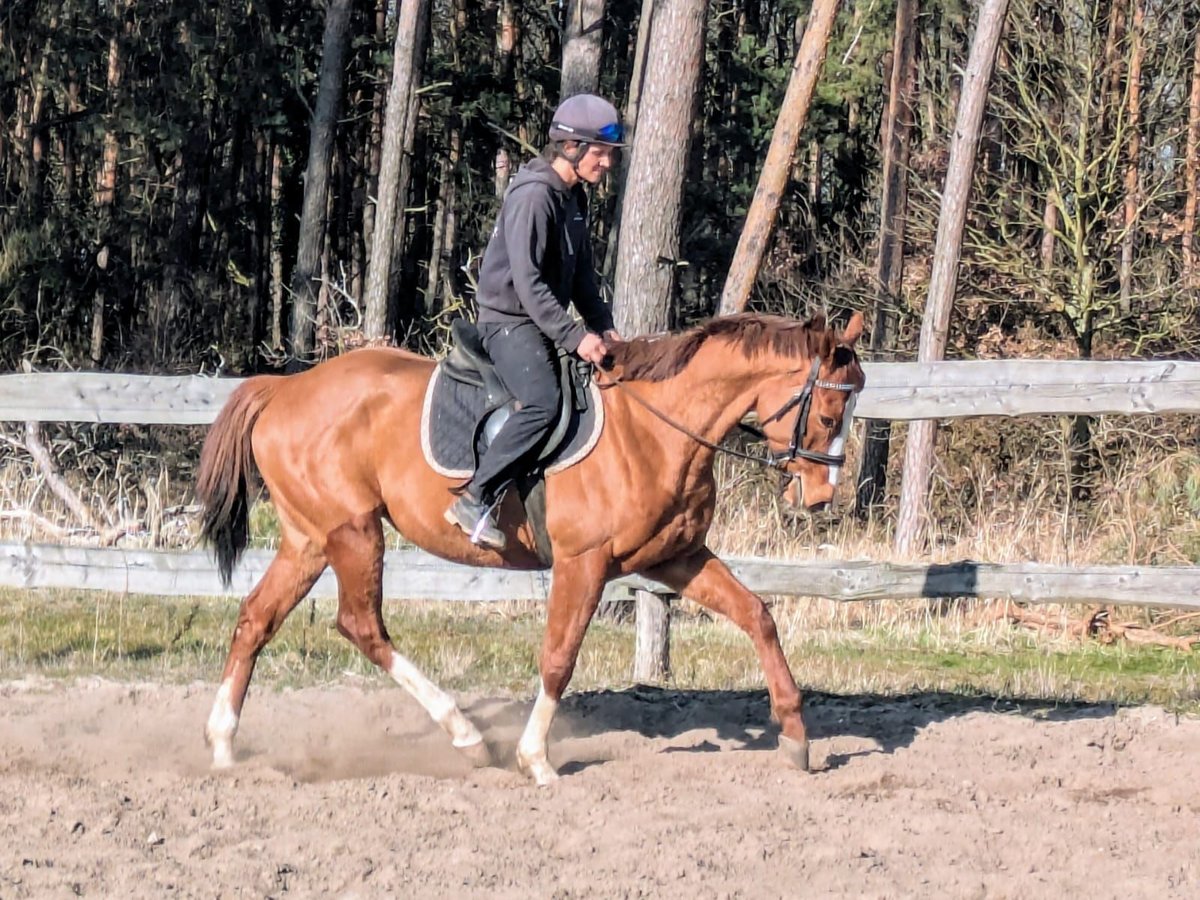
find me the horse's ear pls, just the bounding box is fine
[805,313,827,333]
[838,312,864,347]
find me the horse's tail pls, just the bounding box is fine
[196,376,282,586]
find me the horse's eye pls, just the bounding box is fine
[819,416,836,430]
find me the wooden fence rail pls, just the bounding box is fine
[2,359,1199,424]
[4,542,1197,609]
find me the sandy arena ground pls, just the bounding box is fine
[2,678,1198,898]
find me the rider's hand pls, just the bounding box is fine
[576,332,610,367]
[602,329,623,345]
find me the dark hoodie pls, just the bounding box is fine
[475,157,614,352]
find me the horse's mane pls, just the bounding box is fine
[607,313,825,382]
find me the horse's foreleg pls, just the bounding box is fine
[516,550,609,785]
[644,548,810,772]
[325,513,490,767]
[206,541,327,768]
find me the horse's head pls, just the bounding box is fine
[750,312,865,512]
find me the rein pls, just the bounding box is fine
[594,357,858,473]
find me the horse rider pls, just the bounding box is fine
[444,93,625,550]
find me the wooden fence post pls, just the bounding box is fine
[633,589,672,681]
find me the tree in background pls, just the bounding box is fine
[562,0,607,97]
[1181,11,1200,283]
[718,0,841,315]
[363,0,428,342]
[612,0,708,335]
[945,0,1197,502]
[894,0,1009,555]
[1,0,1195,425]
[289,0,353,367]
[91,1,129,366]
[855,0,919,518]
[1117,0,1145,315]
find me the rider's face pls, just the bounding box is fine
[576,143,617,184]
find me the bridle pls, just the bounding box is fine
[596,356,859,473]
[746,357,859,468]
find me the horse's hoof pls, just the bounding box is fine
[457,738,493,769]
[516,749,560,786]
[206,729,235,770]
[210,746,235,770]
[778,734,810,772]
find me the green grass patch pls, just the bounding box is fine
[1,589,1196,711]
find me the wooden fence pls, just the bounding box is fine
[2,361,1198,677]
[1,359,1197,424]
[2,542,1196,609]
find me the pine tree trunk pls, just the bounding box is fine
[270,141,285,352]
[1040,191,1058,271]
[612,0,707,337]
[602,0,655,284]
[807,139,822,215]
[317,171,336,357]
[62,71,81,201]
[385,83,421,319]
[1102,0,1127,134]
[856,0,917,518]
[0,22,8,186]
[350,131,365,307]
[361,0,388,293]
[154,128,205,362]
[1184,25,1200,281]
[363,0,428,340]
[92,22,125,366]
[561,0,606,98]
[495,147,512,198]
[386,3,435,326]
[247,133,269,360]
[25,30,53,218]
[425,149,451,315]
[1118,0,1144,315]
[718,0,840,316]
[441,175,460,307]
[894,0,1009,556]
[288,0,353,368]
[496,0,518,85]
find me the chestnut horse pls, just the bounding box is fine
[196,312,865,784]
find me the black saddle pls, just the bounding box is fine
[441,318,590,469]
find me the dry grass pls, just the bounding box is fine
[3,414,1196,568]
[0,414,1197,705]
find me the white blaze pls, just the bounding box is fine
[826,395,857,486]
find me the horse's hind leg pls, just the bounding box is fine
[206,539,327,768]
[324,511,490,767]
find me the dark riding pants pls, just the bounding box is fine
[469,321,562,502]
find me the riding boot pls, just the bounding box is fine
[444,488,507,550]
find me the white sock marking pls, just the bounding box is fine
[206,679,238,769]
[517,685,560,785]
[388,654,483,748]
